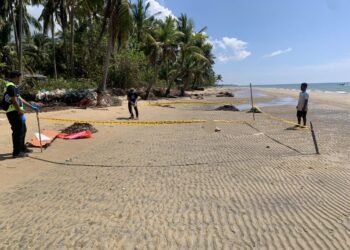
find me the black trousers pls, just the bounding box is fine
[128,102,139,117]
[6,111,27,155]
[297,110,307,125]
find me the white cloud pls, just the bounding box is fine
[146,0,176,21]
[264,48,292,58]
[210,37,251,63]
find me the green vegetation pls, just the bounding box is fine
[0,0,219,98]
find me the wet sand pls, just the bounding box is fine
[0,88,350,249]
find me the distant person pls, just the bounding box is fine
[127,88,139,119]
[2,71,39,158]
[296,82,309,127]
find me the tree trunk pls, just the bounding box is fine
[51,15,57,79]
[69,2,75,76]
[181,73,192,96]
[19,0,23,78]
[10,4,19,55]
[145,64,157,100]
[99,33,114,93]
[165,81,173,96]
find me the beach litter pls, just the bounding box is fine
[216,91,234,97]
[216,105,240,111]
[248,107,262,113]
[61,123,98,134]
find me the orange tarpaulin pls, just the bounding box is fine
[29,130,60,148]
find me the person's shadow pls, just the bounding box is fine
[0,153,13,161]
[116,117,131,120]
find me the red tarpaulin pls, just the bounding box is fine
[57,130,92,140]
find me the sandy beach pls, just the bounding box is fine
[1,87,350,249]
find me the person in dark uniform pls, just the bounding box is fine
[127,88,139,119]
[3,71,39,158]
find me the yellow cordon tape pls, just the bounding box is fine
[266,114,309,128]
[146,100,244,106]
[41,117,247,126]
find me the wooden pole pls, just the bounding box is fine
[250,83,255,121]
[310,121,320,155]
[36,111,43,152]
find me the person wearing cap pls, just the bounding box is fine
[3,71,39,158]
[127,88,139,119]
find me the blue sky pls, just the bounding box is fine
[29,0,350,85]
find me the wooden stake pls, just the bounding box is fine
[36,111,43,152]
[250,83,255,121]
[310,121,320,155]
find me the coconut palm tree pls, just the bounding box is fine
[176,15,209,94]
[23,33,51,73]
[155,16,183,96]
[131,0,159,43]
[143,31,162,99]
[2,0,41,74]
[37,0,59,78]
[98,0,132,93]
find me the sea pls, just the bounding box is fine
[219,82,350,110]
[254,82,350,94]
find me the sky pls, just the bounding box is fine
[28,0,350,85]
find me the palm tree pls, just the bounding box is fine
[131,0,159,43]
[38,0,59,78]
[143,32,162,99]
[176,15,208,94]
[99,0,132,93]
[1,0,41,75]
[216,74,223,83]
[155,16,183,96]
[23,33,51,73]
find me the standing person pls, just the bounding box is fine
[127,88,139,119]
[296,82,309,127]
[2,71,39,158]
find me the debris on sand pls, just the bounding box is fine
[215,127,221,132]
[247,107,262,113]
[159,104,175,109]
[191,93,204,99]
[61,123,98,134]
[216,105,240,111]
[216,91,234,97]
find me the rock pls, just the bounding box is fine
[111,88,126,96]
[166,95,177,98]
[193,87,205,91]
[216,91,234,97]
[247,107,262,113]
[215,127,221,132]
[152,88,166,97]
[216,105,240,111]
[98,94,122,107]
[191,93,204,99]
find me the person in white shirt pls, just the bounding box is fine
[296,82,309,126]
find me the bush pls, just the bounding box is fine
[33,78,97,91]
[107,49,149,89]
